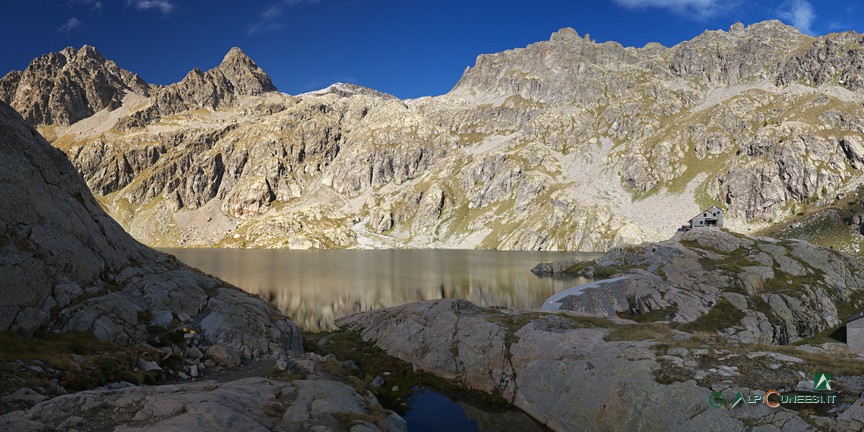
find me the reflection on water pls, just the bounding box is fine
[404,389,480,432]
[162,249,598,331]
[402,387,548,432]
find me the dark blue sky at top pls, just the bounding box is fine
[2,0,863,99]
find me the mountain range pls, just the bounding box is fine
[4,20,864,252]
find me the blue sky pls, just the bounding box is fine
[2,0,863,98]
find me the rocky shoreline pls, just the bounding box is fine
[328,229,864,431]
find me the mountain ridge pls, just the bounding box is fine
[0,45,153,126]
[5,21,864,252]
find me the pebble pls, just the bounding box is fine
[371,376,385,388]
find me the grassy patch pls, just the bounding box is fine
[749,296,779,322]
[679,298,746,333]
[606,322,674,341]
[792,326,847,346]
[0,332,160,394]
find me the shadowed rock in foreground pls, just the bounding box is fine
[2,378,405,432]
[0,100,298,355]
[0,100,405,431]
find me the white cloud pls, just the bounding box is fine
[778,0,816,35]
[612,0,723,19]
[130,0,174,14]
[57,17,84,33]
[248,0,320,35]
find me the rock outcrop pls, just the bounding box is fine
[550,229,864,345]
[337,299,864,431]
[8,21,864,251]
[0,45,152,126]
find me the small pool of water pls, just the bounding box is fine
[404,389,480,432]
[403,387,547,432]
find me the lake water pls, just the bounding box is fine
[162,249,597,331]
[163,248,594,430]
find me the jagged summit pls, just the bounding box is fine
[146,46,275,114]
[0,44,152,125]
[212,46,277,95]
[450,19,814,104]
[222,46,253,63]
[111,46,278,128]
[0,45,277,128]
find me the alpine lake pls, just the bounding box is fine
[164,248,599,431]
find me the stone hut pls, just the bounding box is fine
[847,312,864,351]
[678,206,724,233]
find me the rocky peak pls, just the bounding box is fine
[221,46,254,65]
[212,46,277,95]
[124,47,277,126]
[549,27,584,43]
[0,45,152,126]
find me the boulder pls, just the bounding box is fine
[205,345,242,368]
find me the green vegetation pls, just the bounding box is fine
[792,326,847,346]
[619,305,679,323]
[0,331,163,394]
[679,298,746,333]
[757,185,864,256]
[606,322,674,341]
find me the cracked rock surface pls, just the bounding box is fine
[339,299,864,432]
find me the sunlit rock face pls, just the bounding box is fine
[6,21,864,251]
